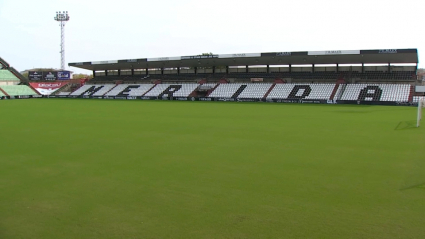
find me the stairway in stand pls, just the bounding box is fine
[27,84,40,95]
[206,83,221,97]
[0,57,10,67]
[329,84,340,100]
[263,83,276,98]
[330,79,346,101]
[409,85,415,102]
[0,87,9,96]
[9,67,28,83]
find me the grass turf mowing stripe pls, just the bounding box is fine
[0,99,424,238]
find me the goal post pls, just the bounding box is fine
[417,98,425,127]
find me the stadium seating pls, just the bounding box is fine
[338,84,410,102]
[63,82,420,104]
[0,85,38,96]
[89,71,416,84]
[70,84,110,96]
[144,84,198,97]
[144,84,171,97]
[266,84,335,100]
[237,83,273,99]
[105,84,154,97]
[226,71,415,81]
[90,84,116,96]
[143,84,170,97]
[70,85,94,96]
[208,83,245,98]
[355,71,416,81]
[200,83,218,88]
[413,96,424,103]
[0,70,20,82]
[8,67,27,83]
[169,84,198,97]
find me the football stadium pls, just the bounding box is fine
[1,47,425,238]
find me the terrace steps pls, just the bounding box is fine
[329,84,340,100]
[28,84,40,95]
[206,83,220,97]
[408,85,414,102]
[263,83,276,98]
[53,83,72,95]
[0,57,10,68]
[0,87,9,96]
[9,67,28,83]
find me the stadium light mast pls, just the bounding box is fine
[54,11,70,70]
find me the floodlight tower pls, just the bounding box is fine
[54,11,70,70]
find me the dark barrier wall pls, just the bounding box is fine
[12,95,417,106]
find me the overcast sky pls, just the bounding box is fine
[0,0,423,74]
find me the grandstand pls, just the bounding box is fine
[267,83,335,101]
[56,82,415,105]
[0,69,20,85]
[69,48,418,83]
[104,84,154,98]
[1,85,38,96]
[0,56,40,99]
[62,48,423,105]
[0,56,28,84]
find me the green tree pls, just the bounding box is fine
[72,73,93,79]
[22,72,29,79]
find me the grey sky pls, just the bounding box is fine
[0,0,423,74]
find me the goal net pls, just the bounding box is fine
[417,98,425,127]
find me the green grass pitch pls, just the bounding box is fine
[0,99,424,239]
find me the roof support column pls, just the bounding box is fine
[226,66,229,74]
[362,63,364,73]
[131,69,134,76]
[388,63,391,73]
[289,64,292,73]
[118,69,121,76]
[194,67,197,74]
[93,70,96,77]
[312,64,315,73]
[146,68,148,76]
[177,67,180,75]
[336,64,339,73]
[161,68,164,75]
[246,65,248,73]
[105,70,108,76]
[267,65,269,74]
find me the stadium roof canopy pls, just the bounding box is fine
[69,48,418,71]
